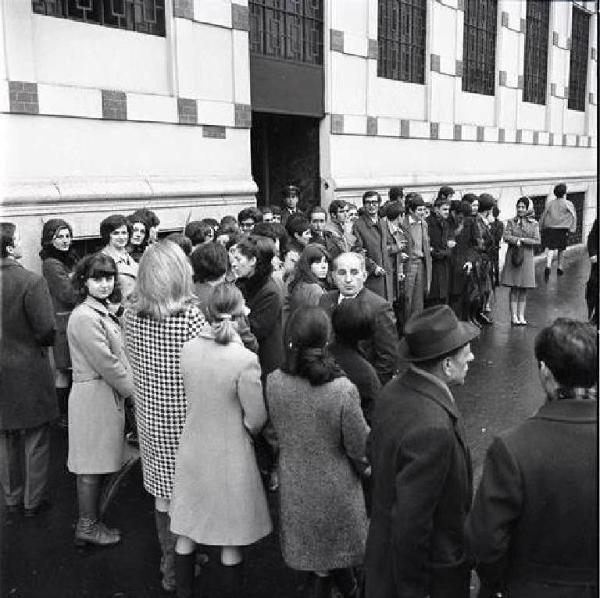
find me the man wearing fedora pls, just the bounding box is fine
[365,305,478,598]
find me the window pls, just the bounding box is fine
[32,0,165,36]
[249,0,324,66]
[523,0,549,105]
[377,0,427,84]
[462,0,498,95]
[568,6,590,112]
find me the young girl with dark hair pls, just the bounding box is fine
[267,306,369,597]
[67,253,133,547]
[288,244,330,317]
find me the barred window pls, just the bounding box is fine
[249,0,323,66]
[568,6,590,112]
[377,0,427,84]
[523,0,549,105]
[32,0,165,36]
[462,0,497,95]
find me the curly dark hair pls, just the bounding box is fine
[72,253,121,304]
[100,214,131,246]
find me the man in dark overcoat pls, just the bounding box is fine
[0,222,57,516]
[319,252,399,385]
[352,190,394,302]
[425,196,453,307]
[466,318,598,598]
[365,305,478,598]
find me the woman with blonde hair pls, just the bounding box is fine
[169,283,271,598]
[123,240,206,592]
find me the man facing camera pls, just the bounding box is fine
[319,252,399,385]
[365,305,479,598]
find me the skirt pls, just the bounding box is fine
[542,228,569,250]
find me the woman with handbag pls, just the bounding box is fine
[500,197,540,325]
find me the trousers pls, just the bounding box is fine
[0,424,51,509]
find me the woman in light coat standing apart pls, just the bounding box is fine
[267,306,370,598]
[122,240,206,592]
[501,197,541,325]
[170,283,272,598]
[67,253,134,546]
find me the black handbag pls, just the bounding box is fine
[511,244,524,267]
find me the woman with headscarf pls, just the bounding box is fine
[500,197,540,325]
[39,219,78,427]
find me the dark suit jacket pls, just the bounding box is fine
[0,259,58,430]
[426,214,451,301]
[466,398,598,598]
[365,366,473,598]
[319,288,399,384]
[352,214,394,301]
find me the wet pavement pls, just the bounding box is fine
[0,249,593,598]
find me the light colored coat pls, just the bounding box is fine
[67,296,134,474]
[169,333,272,545]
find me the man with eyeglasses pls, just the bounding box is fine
[352,191,394,302]
[319,252,399,384]
[237,207,263,234]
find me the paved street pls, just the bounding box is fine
[0,250,592,598]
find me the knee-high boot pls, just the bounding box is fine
[74,474,120,546]
[175,552,195,598]
[155,510,177,592]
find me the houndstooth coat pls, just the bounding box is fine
[123,304,206,499]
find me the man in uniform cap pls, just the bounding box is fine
[280,184,301,226]
[365,305,478,598]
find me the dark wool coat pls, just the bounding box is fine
[238,275,283,380]
[0,259,58,430]
[352,214,394,301]
[365,366,473,598]
[426,214,451,301]
[319,288,399,385]
[466,399,598,598]
[399,214,433,295]
[449,216,481,295]
[42,255,77,369]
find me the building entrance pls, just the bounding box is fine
[250,112,321,210]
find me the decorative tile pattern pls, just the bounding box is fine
[400,120,410,138]
[173,0,193,20]
[520,18,526,33]
[501,11,509,27]
[232,4,249,31]
[549,132,554,145]
[430,122,439,139]
[517,75,524,90]
[101,90,127,120]
[8,81,39,114]
[455,60,463,77]
[499,71,507,86]
[562,134,567,146]
[331,114,344,134]
[457,0,464,11]
[367,116,378,136]
[177,98,197,125]
[516,129,522,143]
[234,103,252,128]
[533,131,539,145]
[202,125,226,139]
[430,54,441,72]
[477,126,484,142]
[330,29,344,53]
[552,31,559,46]
[499,128,505,143]
[453,124,462,141]
[368,38,378,60]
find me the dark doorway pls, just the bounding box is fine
[251,112,321,210]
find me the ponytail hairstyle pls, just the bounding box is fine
[206,283,245,345]
[282,306,343,386]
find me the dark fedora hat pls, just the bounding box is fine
[399,305,479,362]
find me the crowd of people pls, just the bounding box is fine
[0,179,597,598]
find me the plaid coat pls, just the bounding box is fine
[123,304,206,499]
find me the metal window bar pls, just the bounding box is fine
[523,0,549,105]
[568,6,589,112]
[377,0,426,83]
[32,0,165,36]
[462,0,497,95]
[249,0,323,66]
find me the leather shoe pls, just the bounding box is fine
[557,268,564,276]
[478,312,494,326]
[24,498,51,518]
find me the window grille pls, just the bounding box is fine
[32,0,165,36]
[249,0,323,66]
[523,0,549,105]
[462,0,497,95]
[568,6,590,112]
[377,0,427,84]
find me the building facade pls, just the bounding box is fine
[0,0,597,271]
